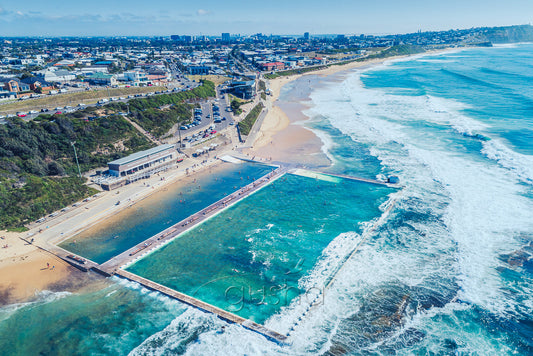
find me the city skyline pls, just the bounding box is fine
[0,0,532,37]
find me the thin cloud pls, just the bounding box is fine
[197,9,210,16]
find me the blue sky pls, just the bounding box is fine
[0,0,532,36]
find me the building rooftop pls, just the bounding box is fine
[108,144,175,166]
[86,72,114,79]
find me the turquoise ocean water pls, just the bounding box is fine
[1,44,533,355]
[126,173,393,324]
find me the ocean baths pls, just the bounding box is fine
[122,170,397,338]
[55,157,399,341]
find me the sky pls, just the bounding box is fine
[0,0,532,37]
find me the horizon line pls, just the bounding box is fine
[0,23,531,39]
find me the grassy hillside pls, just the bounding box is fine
[239,103,264,136]
[480,24,533,43]
[0,114,153,177]
[0,81,216,229]
[0,176,98,229]
[106,80,216,138]
[0,112,153,229]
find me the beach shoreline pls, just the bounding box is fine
[0,151,234,304]
[246,47,462,166]
[0,47,459,306]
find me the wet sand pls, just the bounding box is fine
[0,249,72,305]
[0,48,458,305]
[248,49,460,165]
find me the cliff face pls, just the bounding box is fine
[480,25,533,43]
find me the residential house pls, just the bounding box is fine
[21,76,55,93]
[259,62,285,71]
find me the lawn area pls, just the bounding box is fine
[185,75,231,86]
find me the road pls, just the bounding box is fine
[1,79,201,123]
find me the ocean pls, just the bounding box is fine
[1,44,532,355]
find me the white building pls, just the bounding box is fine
[122,71,149,86]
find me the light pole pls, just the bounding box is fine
[71,141,82,179]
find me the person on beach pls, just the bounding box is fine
[47,262,49,268]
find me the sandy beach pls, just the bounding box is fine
[247,49,460,165]
[0,48,457,305]
[0,147,230,304]
[245,59,389,166]
[0,248,72,304]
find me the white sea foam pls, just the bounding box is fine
[130,309,224,356]
[481,139,533,183]
[0,290,72,322]
[112,276,183,309]
[131,48,533,355]
[307,70,533,320]
[416,58,457,63]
